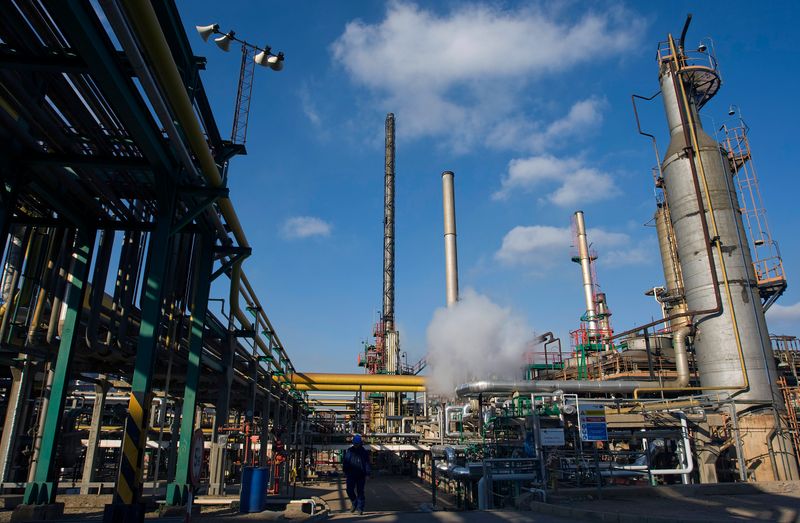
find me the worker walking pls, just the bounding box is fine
[342,434,370,514]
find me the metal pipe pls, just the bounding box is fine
[612,413,694,476]
[290,373,423,386]
[294,384,424,393]
[456,380,651,397]
[573,211,597,330]
[117,0,256,360]
[441,171,458,307]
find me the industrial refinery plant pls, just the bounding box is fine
[0,3,798,522]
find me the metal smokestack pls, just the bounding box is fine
[441,171,459,307]
[383,113,395,332]
[573,211,597,331]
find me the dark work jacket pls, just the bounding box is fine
[342,445,371,478]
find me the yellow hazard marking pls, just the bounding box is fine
[117,474,133,504]
[129,395,144,427]
[123,437,139,470]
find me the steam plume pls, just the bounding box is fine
[426,288,533,397]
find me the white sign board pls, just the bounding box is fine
[540,428,565,446]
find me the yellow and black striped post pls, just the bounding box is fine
[116,391,147,505]
[104,190,174,523]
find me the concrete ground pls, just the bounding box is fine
[5,479,799,522]
[541,481,800,522]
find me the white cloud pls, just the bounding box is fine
[767,302,800,323]
[493,154,620,206]
[331,2,643,150]
[281,216,332,239]
[495,224,650,269]
[299,88,321,127]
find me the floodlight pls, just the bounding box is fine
[269,52,285,72]
[697,43,707,53]
[253,47,273,66]
[214,31,235,52]
[728,105,736,116]
[195,24,219,42]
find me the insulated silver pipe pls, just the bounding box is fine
[573,211,597,330]
[673,326,691,387]
[455,379,652,397]
[441,171,459,307]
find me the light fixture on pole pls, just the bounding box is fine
[195,24,219,42]
[214,31,235,52]
[195,23,285,146]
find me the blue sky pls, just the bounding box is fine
[180,1,800,375]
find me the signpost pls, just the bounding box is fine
[577,403,608,442]
[189,429,205,487]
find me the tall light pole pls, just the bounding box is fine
[196,24,284,146]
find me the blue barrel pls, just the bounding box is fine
[239,466,270,513]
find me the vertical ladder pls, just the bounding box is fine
[720,124,787,310]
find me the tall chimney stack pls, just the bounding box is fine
[383,113,395,332]
[442,171,459,307]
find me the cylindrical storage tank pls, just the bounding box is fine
[658,61,779,404]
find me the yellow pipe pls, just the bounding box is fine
[634,34,748,400]
[120,0,247,248]
[295,384,425,393]
[290,373,424,387]
[120,1,260,382]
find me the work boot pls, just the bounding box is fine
[359,509,364,515]
[350,504,357,513]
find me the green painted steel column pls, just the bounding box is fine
[105,190,175,521]
[22,230,95,505]
[165,233,214,506]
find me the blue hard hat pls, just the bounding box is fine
[353,434,362,445]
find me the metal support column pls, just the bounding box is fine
[105,189,175,522]
[81,377,109,494]
[21,231,96,506]
[165,233,214,506]
[208,334,234,497]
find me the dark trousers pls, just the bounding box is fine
[345,475,366,510]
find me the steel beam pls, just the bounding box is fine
[22,230,96,505]
[104,186,175,521]
[44,0,176,179]
[165,232,214,506]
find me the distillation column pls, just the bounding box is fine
[657,35,795,479]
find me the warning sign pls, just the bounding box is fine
[578,403,608,442]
